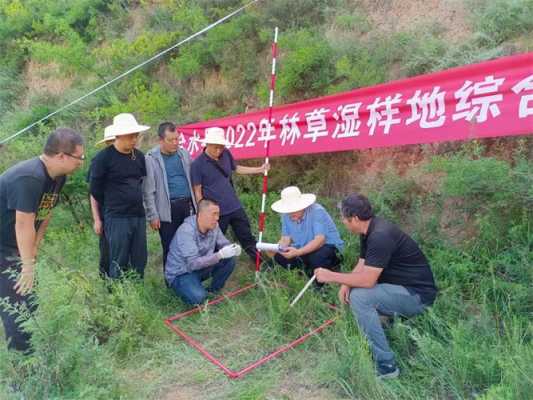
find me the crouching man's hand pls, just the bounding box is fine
[338,284,351,305]
[218,243,242,259]
[314,267,335,283]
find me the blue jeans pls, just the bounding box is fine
[170,258,235,305]
[349,283,426,363]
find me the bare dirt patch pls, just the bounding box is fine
[22,60,73,107]
[357,0,472,43]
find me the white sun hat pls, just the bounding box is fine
[95,125,116,146]
[271,186,317,214]
[200,127,228,146]
[108,113,150,137]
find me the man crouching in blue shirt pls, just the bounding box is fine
[271,186,344,281]
[165,198,241,305]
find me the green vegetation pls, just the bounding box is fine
[0,143,531,399]
[0,0,532,399]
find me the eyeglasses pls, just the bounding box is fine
[64,152,86,161]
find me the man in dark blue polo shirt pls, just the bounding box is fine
[315,193,437,379]
[191,127,268,262]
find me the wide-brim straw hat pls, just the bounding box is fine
[95,125,116,146]
[271,186,316,214]
[108,113,150,137]
[199,127,228,146]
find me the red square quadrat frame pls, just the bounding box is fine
[164,283,338,379]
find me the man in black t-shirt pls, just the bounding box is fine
[0,128,85,352]
[315,193,437,379]
[89,113,149,279]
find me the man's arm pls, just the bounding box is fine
[315,262,383,288]
[193,184,203,204]
[215,226,231,249]
[352,257,365,273]
[282,234,326,259]
[142,156,159,228]
[295,235,325,255]
[335,258,365,304]
[178,226,221,271]
[278,236,292,247]
[14,211,38,294]
[15,212,37,261]
[235,163,268,175]
[89,195,104,235]
[34,215,51,254]
[89,152,108,205]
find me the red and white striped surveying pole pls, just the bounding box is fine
[255,27,279,276]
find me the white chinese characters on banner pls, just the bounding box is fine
[187,130,201,154]
[406,87,446,128]
[452,75,505,123]
[258,118,276,147]
[366,94,402,136]
[332,102,362,138]
[511,74,533,118]
[279,113,302,146]
[181,70,533,157]
[304,107,330,142]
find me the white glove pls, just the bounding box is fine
[218,244,235,259]
[232,244,242,257]
[218,244,241,259]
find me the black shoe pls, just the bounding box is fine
[377,360,400,379]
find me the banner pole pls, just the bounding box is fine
[255,27,279,279]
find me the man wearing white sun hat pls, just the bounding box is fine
[271,186,344,281]
[89,113,150,279]
[191,127,268,263]
[87,125,115,278]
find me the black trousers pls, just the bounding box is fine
[218,208,257,262]
[104,216,147,279]
[274,244,342,280]
[0,251,35,353]
[159,197,194,272]
[98,229,110,278]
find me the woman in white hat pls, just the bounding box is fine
[190,127,269,262]
[271,186,344,281]
[87,125,115,278]
[89,113,150,279]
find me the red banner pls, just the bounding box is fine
[177,52,533,160]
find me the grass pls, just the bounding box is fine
[0,1,532,398]
[0,149,531,399]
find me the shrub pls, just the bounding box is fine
[275,29,336,101]
[473,0,533,45]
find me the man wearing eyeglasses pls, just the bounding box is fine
[0,128,85,352]
[143,122,196,284]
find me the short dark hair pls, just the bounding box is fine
[43,128,84,156]
[158,122,176,140]
[197,198,219,213]
[339,193,373,221]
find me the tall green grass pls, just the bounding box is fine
[0,149,530,399]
